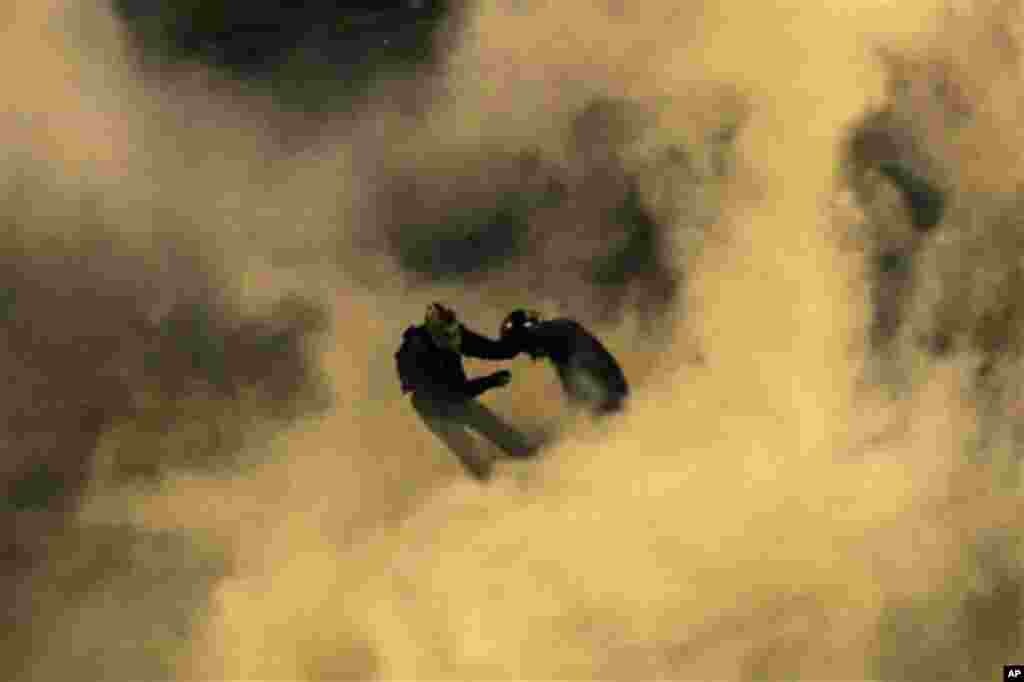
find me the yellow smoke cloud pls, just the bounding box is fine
[5,1,1022,681]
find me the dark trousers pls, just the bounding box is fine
[411,391,534,481]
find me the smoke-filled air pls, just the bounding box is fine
[2,0,1022,680]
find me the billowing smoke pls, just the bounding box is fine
[2,1,1022,681]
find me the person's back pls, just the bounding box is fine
[396,324,472,399]
[396,304,519,400]
[500,310,629,415]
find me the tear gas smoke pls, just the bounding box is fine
[2,1,1022,681]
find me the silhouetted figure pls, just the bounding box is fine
[396,303,533,481]
[500,309,630,416]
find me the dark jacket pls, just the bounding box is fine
[395,324,519,399]
[522,319,630,414]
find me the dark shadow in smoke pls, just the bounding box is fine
[4,522,229,682]
[365,150,564,282]
[871,245,915,351]
[0,182,330,678]
[0,212,330,493]
[548,97,681,322]
[847,109,947,232]
[959,534,1024,679]
[852,47,957,235]
[875,531,1023,682]
[913,195,1024,375]
[145,295,329,408]
[843,48,1024,430]
[876,160,946,232]
[570,98,652,168]
[371,97,687,325]
[843,106,948,351]
[6,463,67,512]
[586,181,678,321]
[392,191,540,282]
[112,0,456,110]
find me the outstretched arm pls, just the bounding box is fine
[459,326,521,360]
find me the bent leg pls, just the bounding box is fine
[454,399,535,459]
[411,394,494,481]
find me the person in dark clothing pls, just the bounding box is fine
[499,309,630,416]
[396,303,534,481]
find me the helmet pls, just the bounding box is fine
[500,309,543,357]
[500,309,541,338]
[425,302,462,351]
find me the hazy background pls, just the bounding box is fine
[2,0,1022,680]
